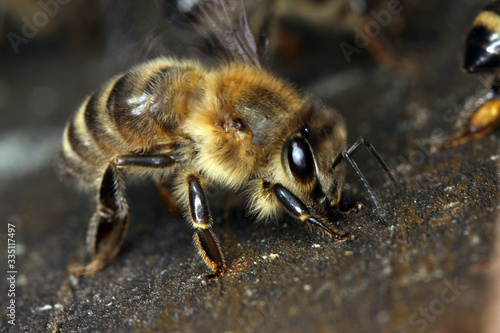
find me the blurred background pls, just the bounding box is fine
[1,0,499,332]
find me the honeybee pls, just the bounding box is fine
[59,0,395,281]
[443,0,500,146]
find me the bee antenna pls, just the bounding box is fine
[332,137,397,213]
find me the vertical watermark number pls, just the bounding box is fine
[6,223,17,326]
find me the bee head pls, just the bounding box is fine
[281,101,347,210]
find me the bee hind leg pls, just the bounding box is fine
[69,162,129,276]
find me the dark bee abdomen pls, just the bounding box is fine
[485,1,500,13]
[464,1,500,73]
[59,58,203,184]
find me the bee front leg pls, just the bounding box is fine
[184,175,226,281]
[272,184,356,242]
[70,162,129,276]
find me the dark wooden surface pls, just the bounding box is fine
[1,1,499,332]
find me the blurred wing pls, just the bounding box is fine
[101,0,271,68]
[159,0,272,67]
[100,0,183,68]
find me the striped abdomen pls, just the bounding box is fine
[59,58,204,185]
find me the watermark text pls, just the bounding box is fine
[6,223,17,326]
[7,0,71,54]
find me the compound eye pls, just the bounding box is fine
[288,137,315,182]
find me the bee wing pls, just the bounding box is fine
[101,0,271,68]
[159,0,272,67]
[100,0,185,67]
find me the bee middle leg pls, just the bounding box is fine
[115,156,226,279]
[183,174,226,281]
[272,183,356,241]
